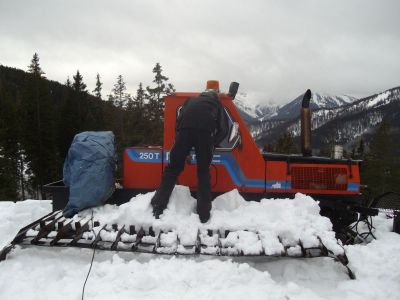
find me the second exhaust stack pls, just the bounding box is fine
[301,89,312,157]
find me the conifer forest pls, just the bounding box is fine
[0,54,174,200]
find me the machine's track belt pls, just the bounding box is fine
[0,210,355,279]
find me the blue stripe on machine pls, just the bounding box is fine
[347,183,359,191]
[212,153,264,188]
[266,181,288,189]
[285,181,292,189]
[127,149,162,163]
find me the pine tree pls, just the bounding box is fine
[133,82,145,109]
[146,63,175,105]
[72,70,87,92]
[92,73,102,99]
[263,144,274,152]
[146,63,175,115]
[72,70,92,132]
[275,132,298,154]
[362,122,399,196]
[107,75,131,150]
[146,63,175,144]
[0,80,19,200]
[357,138,365,159]
[28,53,45,78]
[21,55,58,198]
[124,82,148,146]
[65,77,71,87]
[111,75,128,108]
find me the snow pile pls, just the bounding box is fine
[0,200,51,249]
[72,186,340,254]
[0,197,400,300]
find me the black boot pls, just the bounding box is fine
[151,195,167,219]
[197,201,211,223]
[152,205,165,219]
[199,210,210,223]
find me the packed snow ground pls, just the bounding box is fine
[1,188,400,300]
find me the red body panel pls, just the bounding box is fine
[123,147,163,189]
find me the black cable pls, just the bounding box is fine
[345,213,377,244]
[354,215,376,242]
[82,210,96,300]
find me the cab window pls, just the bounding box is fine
[176,106,241,151]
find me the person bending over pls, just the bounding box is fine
[151,80,229,223]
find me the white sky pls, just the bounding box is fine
[1,0,399,105]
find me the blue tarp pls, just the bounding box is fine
[63,131,116,217]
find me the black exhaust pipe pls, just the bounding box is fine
[228,82,239,100]
[301,89,312,157]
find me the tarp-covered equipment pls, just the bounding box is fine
[63,131,116,217]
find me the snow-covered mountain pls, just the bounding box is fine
[253,86,400,149]
[235,91,357,127]
[238,91,357,141]
[233,93,279,123]
[271,92,357,121]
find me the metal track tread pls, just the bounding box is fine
[0,210,355,279]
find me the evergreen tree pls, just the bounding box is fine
[28,53,45,78]
[124,82,148,146]
[146,63,175,144]
[58,81,79,158]
[108,75,131,150]
[146,63,175,105]
[0,80,19,200]
[92,73,102,99]
[275,132,298,154]
[263,144,274,152]
[65,77,71,87]
[357,138,365,159]
[72,70,87,92]
[21,54,58,198]
[72,70,93,132]
[362,122,400,196]
[146,63,175,114]
[111,75,128,108]
[133,82,145,109]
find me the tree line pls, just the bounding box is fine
[0,53,174,200]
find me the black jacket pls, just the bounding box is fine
[176,91,229,146]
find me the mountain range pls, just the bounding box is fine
[234,86,400,153]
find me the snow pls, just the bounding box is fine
[68,187,341,255]
[1,191,400,300]
[0,200,52,249]
[366,91,391,108]
[312,93,356,108]
[234,96,260,119]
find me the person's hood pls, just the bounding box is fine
[199,90,218,100]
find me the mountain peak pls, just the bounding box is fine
[311,92,357,109]
[234,93,280,121]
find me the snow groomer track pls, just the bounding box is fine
[0,209,355,279]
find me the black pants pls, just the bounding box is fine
[151,128,214,216]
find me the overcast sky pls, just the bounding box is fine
[1,0,399,105]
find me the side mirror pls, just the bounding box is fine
[229,122,240,143]
[228,82,239,100]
